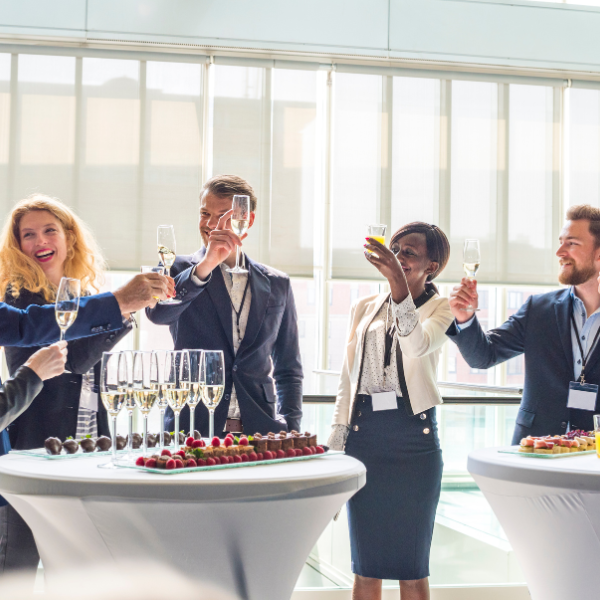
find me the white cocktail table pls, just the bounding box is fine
[0,453,365,600]
[469,446,600,600]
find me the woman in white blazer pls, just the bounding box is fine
[328,222,453,600]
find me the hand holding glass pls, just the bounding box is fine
[55,277,80,341]
[226,195,250,274]
[366,225,386,256]
[462,239,481,312]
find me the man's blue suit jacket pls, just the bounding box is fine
[146,250,303,436]
[447,288,597,444]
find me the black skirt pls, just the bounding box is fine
[344,394,443,581]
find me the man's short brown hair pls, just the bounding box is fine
[566,204,600,248]
[200,175,257,212]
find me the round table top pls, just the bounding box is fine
[468,446,600,491]
[0,453,366,502]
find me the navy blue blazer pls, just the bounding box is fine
[447,288,598,444]
[146,250,303,436]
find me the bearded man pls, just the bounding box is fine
[447,205,600,442]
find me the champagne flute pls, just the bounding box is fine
[120,350,136,453]
[99,352,126,467]
[186,350,203,438]
[55,277,81,341]
[157,225,182,305]
[202,350,225,440]
[154,349,169,450]
[165,350,189,452]
[141,265,165,302]
[133,351,158,455]
[462,239,481,313]
[226,195,250,274]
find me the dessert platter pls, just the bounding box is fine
[498,429,598,459]
[10,431,184,459]
[122,430,336,474]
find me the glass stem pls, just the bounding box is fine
[235,245,241,270]
[209,409,214,440]
[127,411,133,452]
[159,409,165,450]
[60,329,65,342]
[111,416,117,461]
[142,416,148,455]
[190,407,195,438]
[174,413,180,452]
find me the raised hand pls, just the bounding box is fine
[114,273,175,314]
[25,341,68,381]
[364,237,409,304]
[449,277,479,323]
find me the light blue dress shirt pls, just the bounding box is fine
[457,287,600,381]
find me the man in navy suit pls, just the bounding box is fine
[447,205,600,444]
[147,175,303,437]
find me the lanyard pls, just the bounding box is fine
[228,270,250,345]
[570,306,600,383]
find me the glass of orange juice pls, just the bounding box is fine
[594,414,600,458]
[367,225,386,254]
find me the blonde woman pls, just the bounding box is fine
[0,194,133,449]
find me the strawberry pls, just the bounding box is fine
[257,452,264,461]
[239,436,249,446]
[286,448,296,458]
[225,433,234,440]
[186,458,197,468]
[174,459,184,469]
[135,456,146,466]
[295,449,303,457]
[161,449,172,457]
[233,455,242,463]
[145,458,157,468]
[309,446,317,454]
[241,454,249,462]
[211,437,221,447]
[276,449,286,459]
[197,459,207,466]
[248,452,258,462]
[224,456,232,464]
[302,446,312,456]
[166,458,176,470]
[176,450,186,458]
[316,446,325,454]
[223,437,233,448]
[206,458,216,466]
[192,440,205,448]
[215,456,223,465]
[185,436,195,447]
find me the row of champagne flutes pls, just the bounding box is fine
[99,349,225,465]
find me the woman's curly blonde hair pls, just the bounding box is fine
[0,194,106,302]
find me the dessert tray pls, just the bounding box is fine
[499,430,598,459]
[498,446,596,459]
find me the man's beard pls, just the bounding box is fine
[558,260,597,286]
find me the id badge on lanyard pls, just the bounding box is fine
[568,309,600,412]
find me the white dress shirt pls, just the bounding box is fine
[190,254,251,423]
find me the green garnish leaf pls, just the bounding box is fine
[191,448,205,459]
[85,434,92,438]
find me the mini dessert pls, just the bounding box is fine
[129,433,142,449]
[251,433,268,453]
[304,432,318,447]
[96,436,112,451]
[44,437,62,455]
[79,437,97,453]
[62,439,79,454]
[265,433,282,452]
[193,430,202,440]
[116,435,127,450]
[519,437,534,453]
[146,433,158,448]
[162,432,172,446]
[292,431,307,449]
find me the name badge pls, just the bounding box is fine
[79,389,98,412]
[371,391,398,412]
[567,381,598,411]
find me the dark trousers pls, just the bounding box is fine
[0,503,39,584]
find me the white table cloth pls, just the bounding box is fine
[468,447,600,600]
[0,453,365,600]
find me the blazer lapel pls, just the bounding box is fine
[205,263,234,354]
[554,290,574,379]
[237,258,271,356]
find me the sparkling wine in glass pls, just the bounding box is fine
[153,350,169,450]
[157,225,182,305]
[226,195,250,274]
[165,350,190,452]
[119,350,136,453]
[55,277,81,341]
[186,350,203,438]
[133,351,158,455]
[462,239,481,313]
[100,352,125,467]
[201,350,225,440]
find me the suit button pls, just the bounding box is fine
[353,425,359,432]
[423,428,430,434]
[224,394,230,400]
[357,411,361,417]
[233,365,237,372]
[420,413,427,420]
[561,421,567,428]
